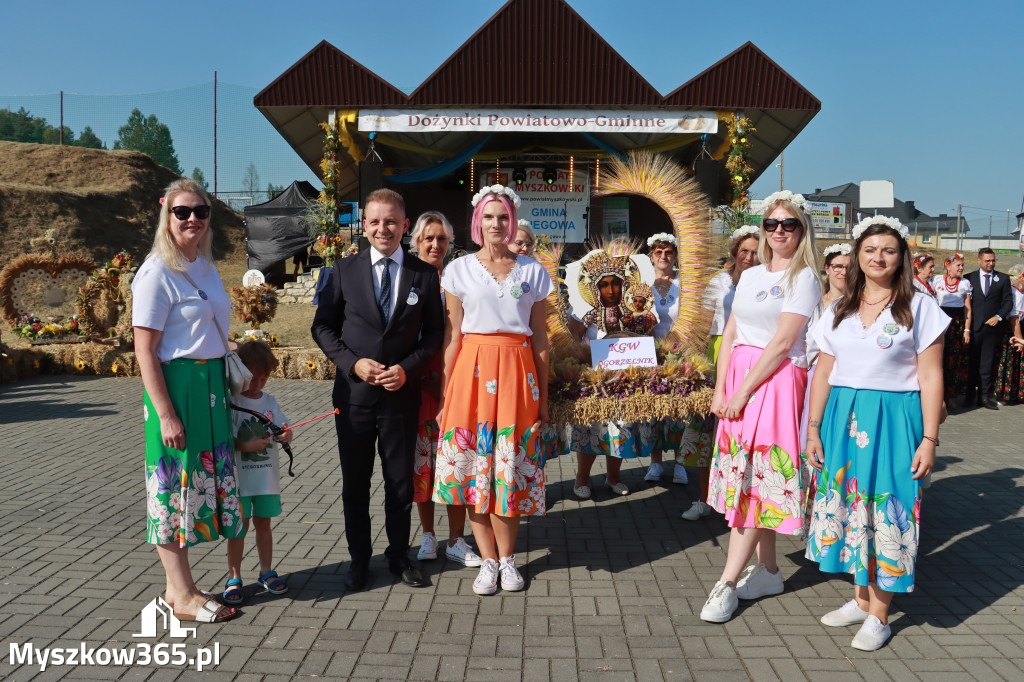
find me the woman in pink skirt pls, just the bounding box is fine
[700,190,820,623]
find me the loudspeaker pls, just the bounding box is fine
[359,161,384,207]
[693,159,721,205]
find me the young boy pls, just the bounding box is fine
[224,341,293,605]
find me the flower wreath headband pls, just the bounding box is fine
[851,215,909,241]
[913,253,934,268]
[471,184,522,208]
[646,232,677,247]
[730,225,760,241]
[761,190,808,211]
[822,243,852,258]
[944,252,964,266]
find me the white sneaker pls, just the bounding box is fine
[445,537,482,567]
[851,615,891,651]
[700,581,739,623]
[473,558,499,595]
[416,531,438,560]
[735,563,784,600]
[681,500,712,521]
[498,555,525,591]
[644,462,664,481]
[672,464,689,485]
[821,599,870,627]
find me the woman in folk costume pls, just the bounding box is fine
[700,191,820,623]
[805,216,947,651]
[912,253,937,298]
[994,265,1024,404]
[930,253,972,409]
[433,184,552,595]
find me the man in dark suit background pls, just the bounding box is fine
[965,247,1014,410]
[312,188,443,589]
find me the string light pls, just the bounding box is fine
[469,158,475,193]
[569,155,574,189]
[595,157,600,189]
[495,158,500,178]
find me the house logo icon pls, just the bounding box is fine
[132,596,196,639]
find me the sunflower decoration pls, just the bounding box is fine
[306,360,316,371]
[111,362,120,375]
[75,360,86,371]
[270,335,280,347]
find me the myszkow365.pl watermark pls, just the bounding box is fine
[9,596,221,672]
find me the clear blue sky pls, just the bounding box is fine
[2,0,1021,235]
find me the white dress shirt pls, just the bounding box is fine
[369,246,403,313]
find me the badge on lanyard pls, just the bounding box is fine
[876,334,893,349]
[755,291,768,302]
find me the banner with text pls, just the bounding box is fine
[359,109,718,134]
[485,169,589,243]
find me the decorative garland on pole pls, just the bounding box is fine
[724,115,756,211]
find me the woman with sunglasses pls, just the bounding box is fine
[700,191,820,624]
[912,254,937,298]
[930,254,972,409]
[132,179,244,623]
[679,225,760,521]
[805,216,947,651]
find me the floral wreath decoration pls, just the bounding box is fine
[518,218,531,230]
[730,225,761,241]
[851,215,909,241]
[471,184,522,208]
[761,190,808,212]
[944,252,965,266]
[912,253,934,269]
[822,243,852,258]
[646,232,677,248]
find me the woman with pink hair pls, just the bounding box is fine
[433,185,552,595]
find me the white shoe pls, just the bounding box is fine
[700,581,738,623]
[821,599,870,627]
[681,500,712,521]
[606,481,629,496]
[445,537,482,567]
[644,462,664,481]
[416,531,438,560]
[473,558,499,595]
[672,464,689,485]
[851,615,891,651]
[735,563,784,600]
[573,483,592,500]
[498,555,525,591]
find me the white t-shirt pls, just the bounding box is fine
[731,265,821,368]
[441,254,553,335]
[231,392,288,497]
[653,278,680,340]
[812,293,951,392]
[132,256,230,362]
[702,271,735,336]
[930,275,972,308]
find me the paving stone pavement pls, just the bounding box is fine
[1,375,1022,681]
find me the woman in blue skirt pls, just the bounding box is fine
[805,216,948,651]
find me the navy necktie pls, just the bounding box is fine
[983,273,990,296]
[379,257,392,324]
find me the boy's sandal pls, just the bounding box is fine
[222,578,245,606]
[174,598,238,623]
[258,570,288,595]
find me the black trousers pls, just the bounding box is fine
[969,324,1003,398]
[334,405,417,567]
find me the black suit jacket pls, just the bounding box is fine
[311,249,443,410]
[965,269,1014,332]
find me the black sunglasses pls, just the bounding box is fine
[762,218,801,232]
[170,205,211,220]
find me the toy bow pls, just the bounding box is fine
[230,403,296,476]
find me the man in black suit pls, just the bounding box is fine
[965,247,1014,410]
[312,188,443,589]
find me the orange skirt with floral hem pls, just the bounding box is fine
[432,333,545,517]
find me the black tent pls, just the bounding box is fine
[243,180,319,284]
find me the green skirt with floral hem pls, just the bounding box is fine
[144,357,246,547]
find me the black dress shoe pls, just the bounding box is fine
[390,563,425,587]
[982,396,999,410]
[345,563,370,591]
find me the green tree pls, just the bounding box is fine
[113,108,182,174]
[74,126,105,149]
[266,182,285,198]
[0,107,72,144]
[192,167,210,190]
[242,162,260,195]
